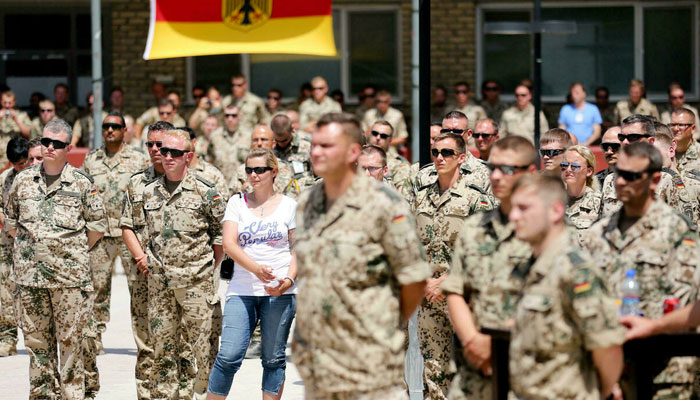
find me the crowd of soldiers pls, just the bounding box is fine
[0,73,699,400]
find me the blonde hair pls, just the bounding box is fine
[164,129,193,151]
[39,99,55,109]
[246,147,279,172]
[566,145,598,191]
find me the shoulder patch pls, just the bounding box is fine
[687,169,700,182]
[566,250,586,266]
[130,168,148,178]
[194,174,215,188]
[419,162,435,171]
[73,168,94,183]
[662,167,679,177]
[378,184,402,201]
[467,183,487,195]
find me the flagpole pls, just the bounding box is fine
[91,0,103,149]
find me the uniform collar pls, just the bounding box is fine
[155,169,196,199]
[603,199,663,249]
[303,173,368,234]
[479,207,517,243]
[527,228,571,280]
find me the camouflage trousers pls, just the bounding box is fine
[124,255,153,400]
[418,299,454,400]
[305,384,409,400]
[148,276,218,400]
[0,238,17,347]
[14,285,92,400]
[90,236,129,334]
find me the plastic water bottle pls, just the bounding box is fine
[620,269,641,316]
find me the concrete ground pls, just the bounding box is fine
[0,272,306,399]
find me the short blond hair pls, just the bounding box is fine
[164,129,193,151]
[246,147,279,172]
[39,99,55,109]
[565,145,598,190]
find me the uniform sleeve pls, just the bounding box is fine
[120,178,136,229]
[73,120,83,142]
[136,109,152,126]
[299,103,311,131]
[381,197,431,285]
[442,228,467,295]
[567,263,625,350]
[206,188,226,246]
[539,111,549,134]
[4,178,20,232]
[397,115,408,139]
[671,230,700,306]
[84,181,106,233]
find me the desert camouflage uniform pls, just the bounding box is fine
[222,91,269,136]
[361,107,409,142]
[5,163,105,400]
[676,140,700,175]
[299,96,342,132]
[207,126,249,184]
[72,111,108,148]
[195,135,211,162]
[0,110,31,166]
[274,135,317,199]
[614,98,660,125]
[413,154,492,204]
[661,104,700,129]
[441,208,531,400]
[387,154,413,202]
[583,201,700,399]
[594,167,612,189]
[136,107,187,132]
[566,186,603,246]
[413,174,493,399]
[30,116,56,139]
[0,167,19,351]
[138,170,225,399]
[455,104,487,130]
[55,103,79,126]
[499,104,549,145]
[82,145,148,337]
[293,175,431,397]
[191,160,230,201]
[510,229,626,399]
[480,100,509,122]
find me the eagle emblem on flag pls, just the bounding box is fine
[222,0,272,31]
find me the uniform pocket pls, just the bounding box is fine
[174,201,203,232]
[53,195,83,230]
[144,199,163,232]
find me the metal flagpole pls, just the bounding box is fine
[91,0,103,149]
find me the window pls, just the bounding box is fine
[478,2,698,101]
[188,6,402,103]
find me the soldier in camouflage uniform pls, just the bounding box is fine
[613,79,659,124]
[561,146,603,245]
[508,174,625,399]
[221,74,269,136]
[0,90,32,165]
[132,130,225,399]
[5,119,106,399]
[583,142,700,399]
[441,136,538,400]
[499,85,549,144]
[134,98,187,140]
[594,127,621,188]
[412,133,493,399]
[360,90,409,154]
[414,111,492,201]
[0,137,30,357]
[29,99,57,139]
[181,126,229,200]
[671,108,700,175]
[271,113,317,199]
[366,120,412,201]
[208,104,249,185]
[298,76,342,133]
[71,93,108,148]
[358,145,392,186]
[452,82,487,131]
[82,112,149,351]
[293,113,431,399]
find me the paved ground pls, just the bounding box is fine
[0,271,306,399]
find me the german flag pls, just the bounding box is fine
[144,0,336,60]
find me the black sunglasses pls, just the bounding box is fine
[440,128,465,134]
[486,163,530,176]
[370,130,391,140]
[601,142,621,153]
[539,149,565,158]
[146,141,162,148]
[618,133,650,143]
[102,122,123,131]
[267,96,281,101]
[245,166,273,175]
[159,147,189,158]
[40,137,69,149]
[614,166,656,182]
[224,113,239,118]
[473,132,496,139]
[431,148,460,158]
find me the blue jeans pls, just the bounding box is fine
[208,294,296,396]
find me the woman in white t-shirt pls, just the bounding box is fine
[207,148,297,400]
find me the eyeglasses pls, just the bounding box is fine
[370,130,391,140]
[362,166,383,173]
[485,163,530,176]
[515,93,529,97]
[312,87,325,91]
[232,83,245,87]
[146,141,162,148]
[455,90,468,95]
[40,137,69,149]
[40,108,54,113]
[158,111,172,116]
[539,149,564,158]
[431,148,460,158]
[224,113,239,119]
[559,162,584,172]
[669,123,693,129]
[440,128,465,134]
[377,99,389,104]
[102,122,123,131]
[245,166,273,175]
[601,142,621,153]
[618,133,650,143]
[614,166,656,182]
[472,132,496,139]
[484,86,499,92]
[159,147,189,158]
[267,96,281,101]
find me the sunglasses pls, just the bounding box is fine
[267,96,281,101]
[669,123,693,129]
[232,83,245,87]
[485,163,530,176]
[560,162,584,172]
[40,108,54,113]
[601,142,621,153]
[102,122,123,131]
[539,149,564,158]
[312,87,325,91]
[146,141,162,148]
[224,113,239,118]
[614,166,655,182]
[159,147,189,158]
[484,86,499,92]
[618,133,650,143]
[473,132,496,139]
[158,111,172,116]
[40,137,69,149]
[440,128,465,134]
[431,148,460,158]
[245,166,273,175]
[370,130,391,140]
[377,99,389,104]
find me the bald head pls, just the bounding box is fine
[251,124,275,149]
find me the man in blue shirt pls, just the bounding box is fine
[558,83,603,146]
